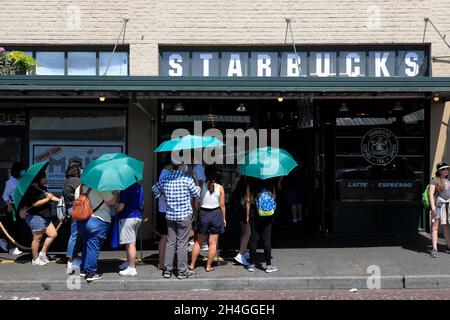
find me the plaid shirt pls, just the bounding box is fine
[152,170,201,221]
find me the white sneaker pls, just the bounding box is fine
[119,262,129,271]
[67,261,74,275]
[0,239,8,252]
[234,253,250,266]
[32,258,47,266]
[201,243,209,251]
[38,252,49,264]
[119,267,137,276]
[9,247,22,256]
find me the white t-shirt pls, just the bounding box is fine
[2,177,19,204]
[158,168,171,213]
[75,185,114,223]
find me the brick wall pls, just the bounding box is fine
[1,0,450,75]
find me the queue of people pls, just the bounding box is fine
[4,156,448,280]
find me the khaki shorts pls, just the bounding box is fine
[119,217,142,245]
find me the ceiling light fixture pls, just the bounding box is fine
[236,103,247,112]
[174,103,184,112]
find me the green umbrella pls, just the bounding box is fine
[80,153,144,191]
[12,161,49,221]
[154,135,224,152]
[239,147,298,180]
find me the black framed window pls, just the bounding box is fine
[335,100,425,202]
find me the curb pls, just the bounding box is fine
[0,275,417,292]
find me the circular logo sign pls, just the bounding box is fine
[361,128,398,166]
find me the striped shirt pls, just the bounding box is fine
[152,170,201,221]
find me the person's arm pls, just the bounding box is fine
[32,192,55,208]
[245,185,251,224]
[101,191,116,207]
[220,185,226,227]
[152,181,162,198]
[430,183,437,217]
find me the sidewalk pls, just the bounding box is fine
[1,232,450,292]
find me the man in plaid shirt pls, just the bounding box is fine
[152,160,201,279]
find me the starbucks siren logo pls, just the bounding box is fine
[361,128,398,165]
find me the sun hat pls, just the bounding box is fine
[436,161,450,177]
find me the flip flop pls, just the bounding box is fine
[205,267,215,272]
[188,265,195,271]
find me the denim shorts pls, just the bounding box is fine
[26,214,51,233]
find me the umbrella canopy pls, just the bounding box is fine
[239,147,298,180]
[80,153,144,191]
[12,161,49,221]
[154,135,224,152]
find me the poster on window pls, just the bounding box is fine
[31,144,124,192]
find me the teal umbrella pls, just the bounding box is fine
[12,161,49,221]
[80,153,144,191]
[239,147,298,180]
[154,135,224,152]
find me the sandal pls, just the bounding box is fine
[188,265,195,271]
[205,267,215,272]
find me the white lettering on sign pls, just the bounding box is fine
[228,54,243,77]
[168,53,183,76]
[347,182,368,188]
[375,52,390,77]
[287,53,301,76]
[377,182,412,188]
[257,54,272,77]
[404,52,419,77]
[316,53,331,77]
[161,48,427,77]
[199,53,213,76]
[346,53,361,77]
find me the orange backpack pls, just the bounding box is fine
[71,184,104,221]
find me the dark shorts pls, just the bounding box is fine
[156,211,168,236]
[197,207,225,235]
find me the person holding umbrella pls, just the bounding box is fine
[76,153,143,282]
[239,147,298,273]
[21,170,60,266]
[152,159,201,279]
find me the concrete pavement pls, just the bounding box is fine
[1,232,450,292]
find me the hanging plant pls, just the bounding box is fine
[0,48,39,75]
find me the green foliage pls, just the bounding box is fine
[8,51,39,74]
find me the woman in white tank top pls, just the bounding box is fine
[189,165,226,272]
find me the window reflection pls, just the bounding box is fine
[36,52,65,75]
[99,52,128,75]
[68,52,96,75]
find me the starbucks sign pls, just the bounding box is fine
[361,128,398,166]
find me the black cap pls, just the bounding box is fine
[436,161,449,177]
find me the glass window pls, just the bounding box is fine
[68,52,96,75]
[29,110,127,192]
[99,52,128,75]
[335,100,425,202]
[36,52,65,75]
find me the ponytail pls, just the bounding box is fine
[208,179,215,194]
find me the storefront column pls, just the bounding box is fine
[127,96,156,240]
[430,101,450,176]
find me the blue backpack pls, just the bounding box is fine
[255,189,276,217]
